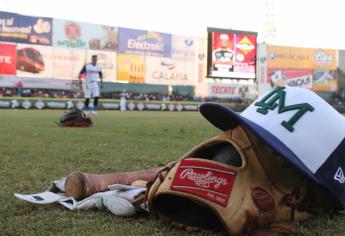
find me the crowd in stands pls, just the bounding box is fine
[0,86,253,104]
[3,86,345,110]
[0,87,80,99]
[0,87,198,100]
[103,91,195,102]
[3,86,345,107]
[329,88,345,105]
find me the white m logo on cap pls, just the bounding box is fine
[334,167,345,184]
[254,87,314,132]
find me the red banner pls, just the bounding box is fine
[0,43,16,75]
[267,68,313,89]
[233,34,257,75]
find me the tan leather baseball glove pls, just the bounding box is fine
[147,124,340,235]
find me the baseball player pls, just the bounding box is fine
[212,33,234,72]
[79,55,103,115]
[120,90,128,112]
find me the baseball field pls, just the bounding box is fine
[1,110,344,235]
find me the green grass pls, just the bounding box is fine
[1,110,345,235]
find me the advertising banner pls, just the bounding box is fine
[195,37,207,83]
[267,68,313,89]
[53,19,117,51]
[267,45,337,70]
[0,43,16,75]
[16,43,54,78]
[87,50,116,82]
[145,56,195,85]
[118,27,171,57]
[117,54,145,83]
[0,11,52,45]
[233,34,257,77]
[0,75,17,87]
[312,70,338,92]
[208,82,256,99]
[257,43,271,96]
[171,35,196,61]
[0,96,203,111]
[194,37,208,97]
[53,48,86,79]
[207,28,257,79]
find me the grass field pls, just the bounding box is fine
[1,110,345,235]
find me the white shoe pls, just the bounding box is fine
[91,110,98,115]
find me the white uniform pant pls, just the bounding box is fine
[120,98,127,111]
[83,81,100,98]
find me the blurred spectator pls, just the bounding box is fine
[340,88,345,100]
[22,89,31,97]
[15,80,24,97]
[4,88,14,97]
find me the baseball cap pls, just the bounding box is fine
[199,86,345,208]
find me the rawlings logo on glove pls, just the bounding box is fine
[171,159,236,206]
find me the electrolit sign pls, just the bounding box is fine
[118,27,171,57]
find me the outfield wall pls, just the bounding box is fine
[0,97,250,112]
[2,97,345,114]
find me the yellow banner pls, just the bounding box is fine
[312,80,338,92]
[267,45,337,70]
[117,54,145,83]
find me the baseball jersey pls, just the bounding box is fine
[213,48,233,62]
[79,63,103,83]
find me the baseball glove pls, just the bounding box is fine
[147,124,341,235]
[56,109,92,127]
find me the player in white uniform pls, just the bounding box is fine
[120,90,127,112]
[79,55,103,115]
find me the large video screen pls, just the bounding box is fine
[207,27,257,79]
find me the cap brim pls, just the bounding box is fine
[199,102,321,184]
